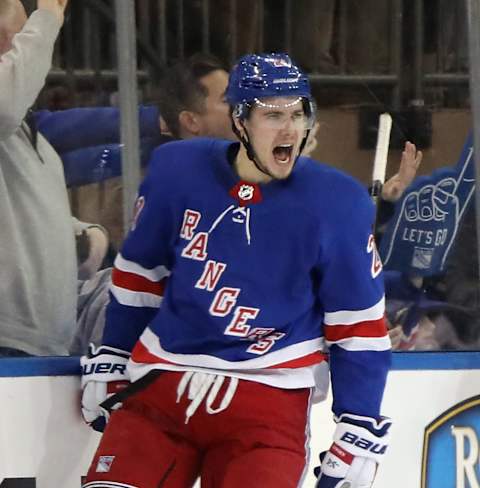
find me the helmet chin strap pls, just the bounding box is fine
[236,122,274,179]
[231,118,310,180]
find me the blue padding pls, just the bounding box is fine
[0,352,479,377]
[0,356,81,377]
[391,351,480,370]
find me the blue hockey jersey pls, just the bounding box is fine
[103,138,391,418]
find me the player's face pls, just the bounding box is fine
[197,69,236,140]
[242,96,308,180]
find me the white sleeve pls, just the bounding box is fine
[72,217,107,235]
[0,9,61,140]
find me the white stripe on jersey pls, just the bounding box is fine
[323,296,385,326]
[82,482,138,488]
[128,359,330,399]
[326,335,391,351]
[137,327,324,370]
[111,284,163,308]
[114,253,170,282]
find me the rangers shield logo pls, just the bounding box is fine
[96,455,116,473]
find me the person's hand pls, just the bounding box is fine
[81,343,130,432]
[388,324,405,350]
[37,0,69,25]
[77,226,109,280]
[382,141,422,202]
[314,413,391,488]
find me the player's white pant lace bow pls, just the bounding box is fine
[176,371,238,424]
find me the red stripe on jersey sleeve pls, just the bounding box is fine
[112,267,167,296]
[323,316,387,342]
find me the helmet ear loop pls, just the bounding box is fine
[297,97,316,157]
[231,105,255,161]
[298,128,311,156]
[231,117,256,163]
[237,120,257,164]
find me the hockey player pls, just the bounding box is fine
[81,53,392,488]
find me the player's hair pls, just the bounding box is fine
[157,53,227,138]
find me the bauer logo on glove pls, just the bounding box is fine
[339,431,388,455]
[315,413,392,488]
[80,343,130,432]
[82,361,127,376]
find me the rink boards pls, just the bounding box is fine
[0,352,479,487]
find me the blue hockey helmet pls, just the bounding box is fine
[226,53,314,121]
[226,53,316,179]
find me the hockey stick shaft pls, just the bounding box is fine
[371,113,392,204]
[99,369,162,411]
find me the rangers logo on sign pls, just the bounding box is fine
[96,455,115,473]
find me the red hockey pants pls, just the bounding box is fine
[84,371,313,488]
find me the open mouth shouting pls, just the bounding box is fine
[272,144,294,165]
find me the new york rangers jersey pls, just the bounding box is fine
[103,138,391,418]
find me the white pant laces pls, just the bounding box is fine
[176,371,239,424]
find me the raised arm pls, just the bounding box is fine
[0,0,67,138]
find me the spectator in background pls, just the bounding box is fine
[156,53,235,141]
[0,0,108,356]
